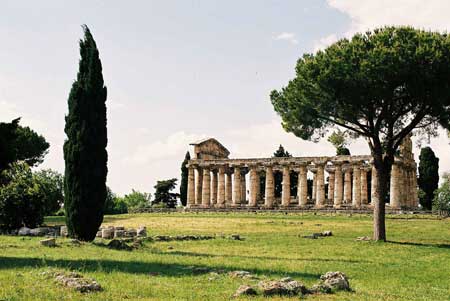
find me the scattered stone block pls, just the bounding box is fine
[54,272,102,293]
[320,271,350,291]
[114,226,125,231]
[101,228,114,239]
[124,229,137,237]
[114,230,125,238]
[60,226,68,237]
[356,236,371,241]
[107,239,132,251]
[322,231,333,236]
[18,227,31,236]
[40,238,56,247]
[228,270,251,278]
[96,231,102,238]
[229,234,244,240]
[31,227,52,236]
[258,279,308,296]
[233,285,257,297]
[310,283,332,294]
[302,234,318,239]
[208,272,220,281]
[137,226,147,237]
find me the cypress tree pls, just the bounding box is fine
[180,151,190,206]
[418,147,439,210]
[64,25,108,241]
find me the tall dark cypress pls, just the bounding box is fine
[180,151,190,206]
[418,147,439,210]
[64,25,108,241]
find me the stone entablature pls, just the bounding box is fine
[186,136,419,210]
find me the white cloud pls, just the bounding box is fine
[314,0,450,50]
[304,0,450,178]
[312,33,339,52]
[274,32,299,45]
[125,131,207,164]
[328,0,450,35]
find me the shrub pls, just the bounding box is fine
[123,190,151,211]
[0,162,45,230]
[104,187,128,214]
[433,180,450,217]
[34,169,64,215]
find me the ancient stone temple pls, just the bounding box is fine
[186,136,419,210]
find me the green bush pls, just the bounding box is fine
[123,189,151,211]
[0,163,45,230]
[34,169,64,215]
[433,179,450,217]
[104,187,129,214]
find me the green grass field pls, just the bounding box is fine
[0,212,449,300]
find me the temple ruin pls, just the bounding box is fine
[186,136,419,210]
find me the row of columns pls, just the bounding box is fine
[187,161,418,209]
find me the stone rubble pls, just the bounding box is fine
[233,285,258,297]
[40,238,56,247]
[258,278,308,296]
[302,230,333,239]
[228,270,258,279]
[54,272,102,293]
[320,271,350,291]
[231,271,350,297]
[107,239,132,251]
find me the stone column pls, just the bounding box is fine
[249,166,258,207]
[390,163,401,208]
[411,167,419,207]
[328,171,335,203]
[240,171,247,204]
[255,170,261,204]
[343,167,352,204]
[398,167,405,207]
[333,163,343,208]
[217,166,225,207]
[225,172,233,205]
[264,165,275,207]
[297,165,308,207]
[187,166,196,206]
[371,164,378,205]
[316,163,325,207]
[201,168,211,207]
[360,167,368,205]
[352,164,361,208]
[195,168,203,205]
[211,170,218,205]
[403,169,410,207]
[312,171,317,201]
[281,165,291,207]
[232,166,242,206]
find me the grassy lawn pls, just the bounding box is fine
[0,212,449,300]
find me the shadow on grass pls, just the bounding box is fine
[388,241,450,249]
[44,215,133,226]
[0,256,320,279]
[161,250,368,264]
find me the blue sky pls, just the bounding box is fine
[1,0,449,195]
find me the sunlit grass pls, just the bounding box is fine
[1,212,449,300]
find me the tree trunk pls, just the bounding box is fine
[372,154,393,242]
